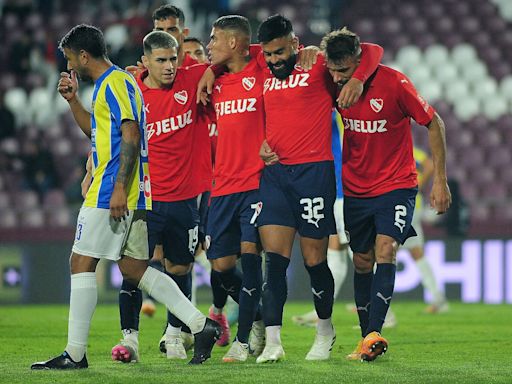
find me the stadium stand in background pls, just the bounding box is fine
[0,0,510,237]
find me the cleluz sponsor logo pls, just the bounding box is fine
[370,98,383,113]
[215,98,257,118]
[174,90,188,105]
[343,118,388,133]
[242,77,255,91]
[147,110,193,140]
[263,73,310,93]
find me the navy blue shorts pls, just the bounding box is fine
[257,161,336,239]
[206,190,261,260]
[344,188,418,254]
[147,198,199,265]
[197,191,210,243]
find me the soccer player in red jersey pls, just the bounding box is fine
[183,37,208,64]
[108,4,220,359]
[322,27,451,362]
[108,30,221,364]
[255,15,383,363]
[205,15,266,363]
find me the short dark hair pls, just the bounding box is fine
[213,15,251,38]
[184,37,203,45]
[59,24,107,59]
[257,14,293,44]
[143,31,179,55]
[320,27,361,63]
[152,4,185,26]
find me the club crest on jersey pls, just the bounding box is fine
[242,77,255,91]
[370,98,383,113]
[174,90,188,105]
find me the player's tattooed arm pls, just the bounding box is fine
[110,120,141,221]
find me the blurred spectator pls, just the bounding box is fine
[9,33,32,76]
[0,91,16,140]
[21,139,59,199]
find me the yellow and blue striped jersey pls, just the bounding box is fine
[85,65,151,210]
[413,147,428,209]
[331,110,344,199]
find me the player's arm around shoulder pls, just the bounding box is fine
[426,112,452,215]
[337,43,383,109]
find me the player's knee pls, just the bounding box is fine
[375,239,398,263]
[353,253,373,273]
[303,254,326,267]
[165,262,192,275]
[211,256,237,272]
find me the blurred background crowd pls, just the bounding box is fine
[0,0,511,238]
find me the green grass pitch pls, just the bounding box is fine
[1,302,511,383]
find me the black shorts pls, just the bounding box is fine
[257,161,336,239]
[147,198,199,265]
[344,188,418,254]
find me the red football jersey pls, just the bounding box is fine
[137,64,212,201]
[257,43,381,165]
[338,65,435,197]
[181,55,214,192]
[211,58,265,197]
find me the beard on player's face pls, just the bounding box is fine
[268,52,296,80]
[75,66,92,82]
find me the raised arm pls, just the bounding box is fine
[337,43,383,109]
[426,112,451,214]
[110,120,140,221]
[57,70,92,138]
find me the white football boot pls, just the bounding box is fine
[248,320,266,357]
[305,328,336,361]
[222,339,249,362]
[165,337,187,360]
[256,344,285,363]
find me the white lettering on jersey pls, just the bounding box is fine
[263,73,310,94]
[208,122,218,137]
[343,118,388,133]
[147,110,193,140]
[214,98,257,118]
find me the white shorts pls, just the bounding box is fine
[333,198,349,245]
[72,207,149,261]
[403,205,424,249]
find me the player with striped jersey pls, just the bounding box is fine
[31,24,220,370]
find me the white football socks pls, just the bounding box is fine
[265,325,282,346]
[138,266,206,334]
[327,248,349,299]
[65,272,97,362]
[416,257,445,303]
[317,317,335,336]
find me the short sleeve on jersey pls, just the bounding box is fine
[104,77,139,128]
[396,73,435,126]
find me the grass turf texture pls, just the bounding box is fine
[1,302,511,383]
